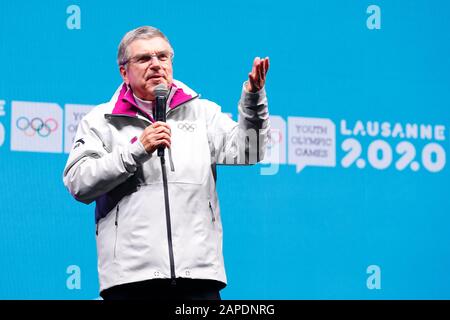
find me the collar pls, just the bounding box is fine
[111,82,197,121]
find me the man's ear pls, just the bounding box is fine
[119,65,129,85]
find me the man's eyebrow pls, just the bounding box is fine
[134,50,171,56]
[133,53,151,58]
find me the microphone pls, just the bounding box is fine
[153,83,169,157]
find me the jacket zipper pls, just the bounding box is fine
[209,201,216,223]
[113,205,119,259]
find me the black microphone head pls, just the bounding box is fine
[153,83,169,98]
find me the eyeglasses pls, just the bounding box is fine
[121,50,174,66]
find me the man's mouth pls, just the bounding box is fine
[148,74,164,80]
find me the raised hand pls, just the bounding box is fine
[246,57,270,93]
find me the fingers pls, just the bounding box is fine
[154,122,171,148]
[152,121,171,131]
[265,57,270,74]
[257,57,269,82]
[248,72,256,91]
[153,123,171,135]
[143,133,171,152]
[140,122,172,153]
[251,57,260,81]
[154,134,171,149]
[247,56,269,92]
[252,57,261,75]
[262,57,269,80]
[258,61,264,84]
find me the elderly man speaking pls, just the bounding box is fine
[63,26,270,300]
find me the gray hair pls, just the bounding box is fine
[117,26,172,66]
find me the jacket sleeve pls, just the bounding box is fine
[62,113,151,204]
[207,82,269,165]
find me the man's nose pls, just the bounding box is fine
[150,56,162,67]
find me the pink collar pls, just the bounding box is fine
[112,82,196,120]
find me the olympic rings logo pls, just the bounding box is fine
[16,116,58,137]
[178,122,197,132]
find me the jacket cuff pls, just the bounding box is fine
[241,81,267,108]
[121,140,152,173]
[130,140,152,164]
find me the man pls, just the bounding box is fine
[63,26,269,300]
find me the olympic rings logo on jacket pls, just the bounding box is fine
[177,122,197,132]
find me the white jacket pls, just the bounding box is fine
[63,80,269,292]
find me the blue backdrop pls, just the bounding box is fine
[0,0,449,299]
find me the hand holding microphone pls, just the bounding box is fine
[139,84,171,156]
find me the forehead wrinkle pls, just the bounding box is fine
[128,40,172,55]
[133,49,171,57]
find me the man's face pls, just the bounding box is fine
[120,37,173,101]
